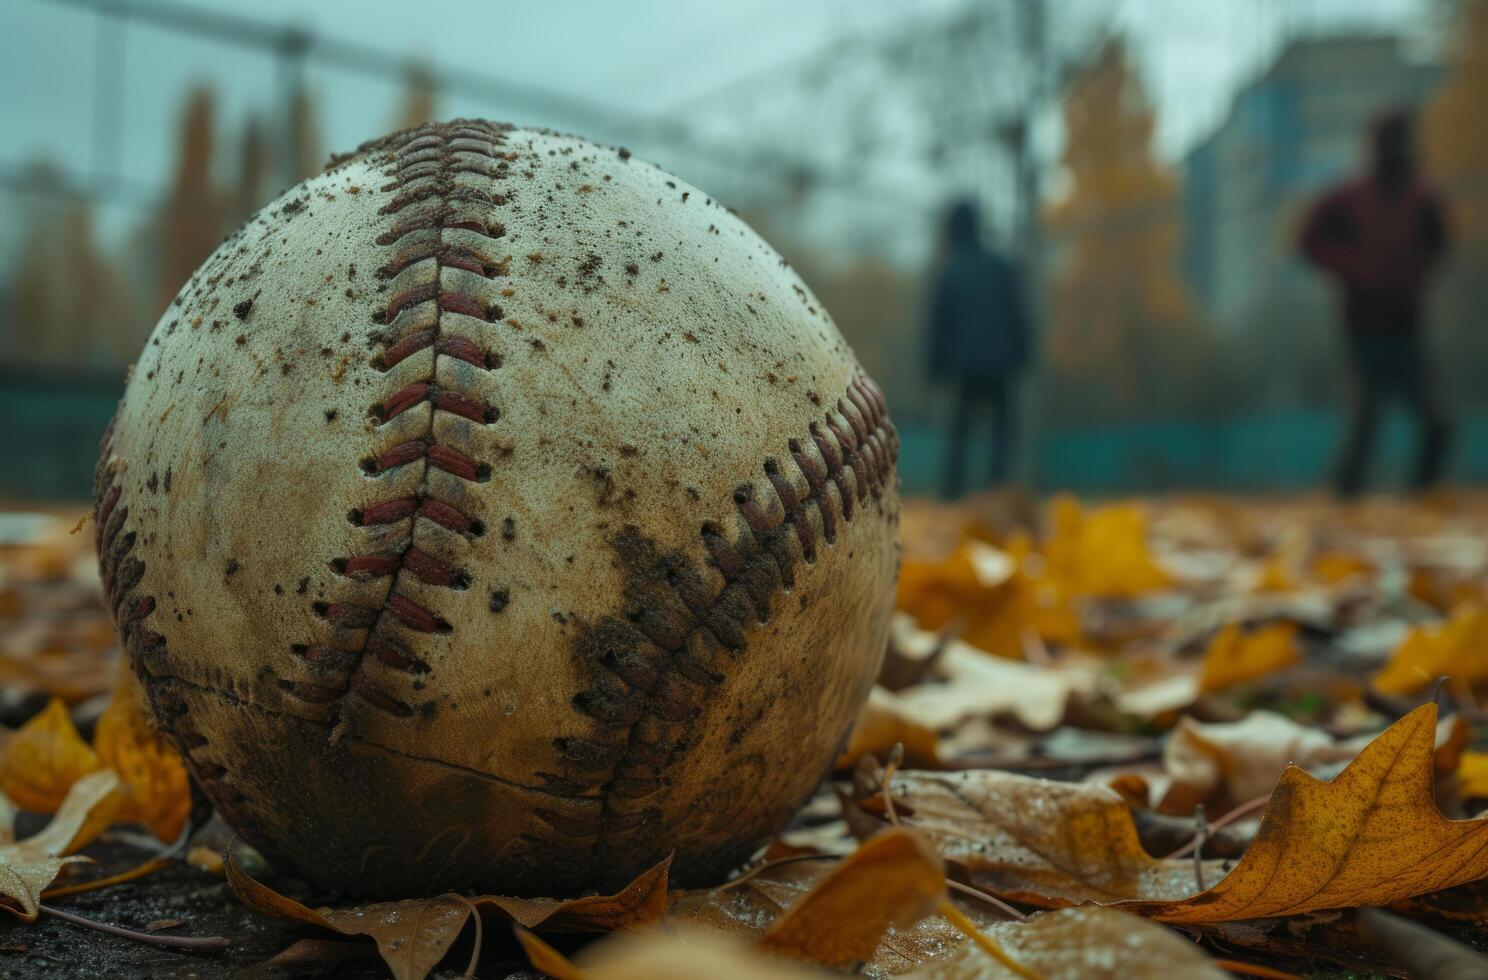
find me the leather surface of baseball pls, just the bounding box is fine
[95,119,899,898]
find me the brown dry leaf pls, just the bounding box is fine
[1196,621,1300,694]
[1373,603,1488,695]
[0,698,101,813]
[228,847,670,980]
[903,907,1228,979]
[1125,703,1488,922]
[519,925,829,980]
[860,770,1213,907]
[1157,711,1354,815]
[0,769,119,921]
[471,854,671,931]
[837,688,942,770]
[93,662,190,842]
[227,848,471,980]
[757,828,946,968]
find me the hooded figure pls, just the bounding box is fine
[928,199,1031,496]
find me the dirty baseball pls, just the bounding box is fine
[94,119,899,898]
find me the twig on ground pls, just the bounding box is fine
[713,854,841,894]
[1166,793,1271,860]
[945,880,1029,922]
[40,904,230,953]
[1192,804,1207,891]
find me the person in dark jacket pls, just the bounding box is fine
[928,199,1031,498]
[1300,109,1452,497]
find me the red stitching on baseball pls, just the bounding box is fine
[292,122,509,718]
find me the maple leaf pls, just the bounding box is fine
[228,847,671,980]
[0,698,100,813]
[93,663,191,842]
[0,769,119,921]
[1125,703,1488,922]
[1373,603,1488,696]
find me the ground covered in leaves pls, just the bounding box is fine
[4,494,1488,977]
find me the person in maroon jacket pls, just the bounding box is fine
[1300,109,1452,497]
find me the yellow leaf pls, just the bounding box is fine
[758,828,947,968]
[0,699,101,813]
[836,687,941,770]
[1459,751,1488,798]
[1197,622,1300,694]
[1373,604,1488,696]
[94,663,190,842]
[1311,551,1373,585]
[0,769,119,921]
[1127,703,1488,922]
[525,926,829,980]
[1044,496,1171,598]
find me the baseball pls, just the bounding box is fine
[94,119,899,898]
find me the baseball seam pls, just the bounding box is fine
[547,374,897,881]
[283,121,514,720]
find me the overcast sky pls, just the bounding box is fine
[2,0,1427,245]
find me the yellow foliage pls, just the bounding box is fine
[1373,604,1488,696]
[1043,496,1171,597]
[0,699,100,813]
[1197,622,1301,694]
[94,664,191,842]
[1459,751,1488,798]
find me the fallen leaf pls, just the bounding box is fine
[1125,704,1488,922]
[1157,711,1353,815]
[903,907,1228,979]
[1459,751,1488,798]
[1373,603,1488,696]
[228,846,671,980]
[519,925,829,980]
[0,699,101,813]
[1197,621,1301,694]
[93,663,190,842]
[472,855,671,931]
[857,770,1213,907]
[837,687,942,770]
[0,769,119,921]
[1044,495,1171,598]
[758,828,947,967]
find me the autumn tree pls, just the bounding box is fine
[1425,0,1488,406]
[1043,38,1211,421]
[156,88,226,318]
[396,63,438,131]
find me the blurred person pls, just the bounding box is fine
[1300,109,1452,497]
[928,199,1031,498]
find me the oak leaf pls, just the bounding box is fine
[228,846,671,980]
[94,663,190,842]
[0,769,119,921]
[0,698,101,813]
[1126,703,1488,922]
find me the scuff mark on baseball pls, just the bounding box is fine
[93,119,899,899]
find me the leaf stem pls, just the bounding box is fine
[1166,792,1271,860]
[945,880,1028,922]
[42,856,171,899]
[938,898,1042,980]
[40,904,230,952]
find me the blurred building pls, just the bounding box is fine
[1183,35,1443,327]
